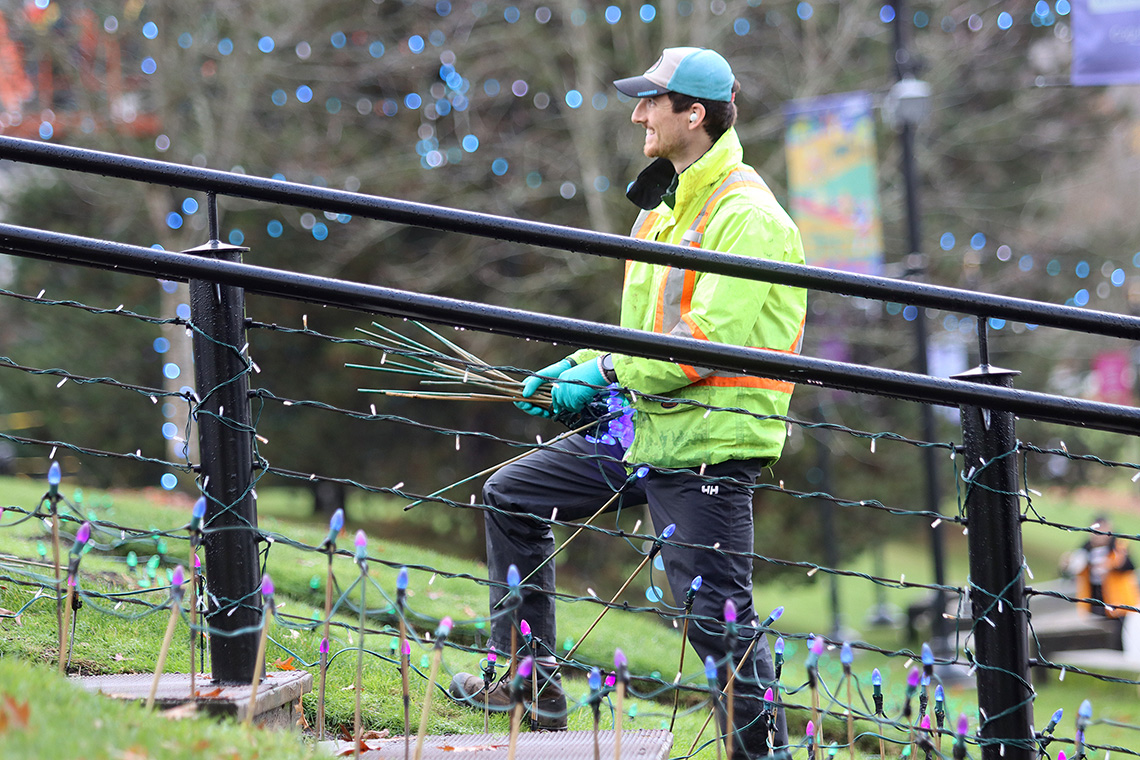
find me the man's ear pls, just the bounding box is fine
[688,103,707,129]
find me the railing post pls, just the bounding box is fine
[953,364,1034,759]
[189,194,260,683]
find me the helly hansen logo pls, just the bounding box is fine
[701,484,719,496]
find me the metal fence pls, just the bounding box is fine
[2,135,1140,759]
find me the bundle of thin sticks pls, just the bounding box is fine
[347,321,554,411]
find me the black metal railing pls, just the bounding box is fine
[4,135,1139,759]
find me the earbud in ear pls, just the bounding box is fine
[689,112,699,123]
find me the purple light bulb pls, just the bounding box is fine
[604,672,616,688]
[171,565,184,589]
[907,667,921,688]
[764,687,774,702]
[921,715,931,730]
[806,720,815,738]
[436,616,452,637]
[517,656,534,679]
[75,521,91,546]
[261,573,274,597]
[614,648,627,670]
[487,646,498,664]
[320,637,329,655]
[956,714,969,736]
[810,635,825,656]
[724,599,738,624]
[520,619,532,638]
[354,529,367,549]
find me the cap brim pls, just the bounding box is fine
[613,75,668,98]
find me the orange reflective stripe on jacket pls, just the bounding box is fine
[636,167,797,394]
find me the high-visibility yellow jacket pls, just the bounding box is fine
[571,128,806,469]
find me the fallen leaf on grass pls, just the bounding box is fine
[440,745,509,752]
[272,656,296,671]
[196,687,224,698]
[362,729,390,740]
[0,608,22,625]
[1,694,31,731]
[113,653,127,661]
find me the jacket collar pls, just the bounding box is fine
[625,128,744,211]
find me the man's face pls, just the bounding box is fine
[631,95,692,162]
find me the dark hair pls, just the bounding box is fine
[667,80,740,142]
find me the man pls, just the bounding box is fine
[450,48,806,757]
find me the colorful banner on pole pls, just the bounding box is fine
[1071,0,1140,86]
[783,91,884,275]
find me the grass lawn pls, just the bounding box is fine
[2,472,1140,757]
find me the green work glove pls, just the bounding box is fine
[515,358,574,417]
[551,358,605,415]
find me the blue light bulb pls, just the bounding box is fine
[840,642,853,666]
[1051,708,1064,724]
[660,523,676,539]
[397,566,409,591]
[690,575,703,593]
[935,685,945,702]
[588,667,602,692]
[921,642,934,667]
[192,496,207,520]
[774,636,785,655]
[704,655,718,681]
[769,605,784,622]
[872,668,882,687]
[1078,699,1092,720]
[507,564,520,588]
[329,507,344,532]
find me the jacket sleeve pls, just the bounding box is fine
[610,198,800,396]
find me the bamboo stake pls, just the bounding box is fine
[406,420,597,512]
[413,617,453,760]
[317,508,344,741]
[614,649,629,760]
[396,567,411,760]
[188,497,207,698]
[352,532,369,760]
[563,524,674,663]
[244,573,274,727]
[506,657,533,760]
[147,565,186,709]
[58,521,91,673]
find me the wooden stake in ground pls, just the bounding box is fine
[481,646,498,733]
[871,668,886,760]
[352,531,369,760]
[147,565,186,709]
[413,617,453,760]
[507,657,533,760]
[396,566,412,760]
[933,685,946,756]
[804,635,825,750]
[669,575,702,733]
[58,521,91,673]
[244,573,275,727]
[723,600,739,760]
[317,507,344,742]
[587,668,603,760]
[613,648,629,760]
[702,656,723,760]
[563,524,675,663]
[840,642,854,760]
[188,497,207,698]
[46,461,64,663]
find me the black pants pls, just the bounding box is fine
[483,433,788,757]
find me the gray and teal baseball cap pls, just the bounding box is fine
[613,47,735,102]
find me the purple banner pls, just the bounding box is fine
[1072,0,1140,86]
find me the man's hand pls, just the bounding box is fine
[515,359,574,417]
[551,359,606,415]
